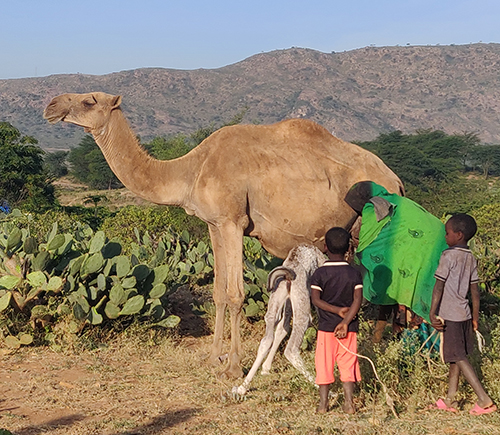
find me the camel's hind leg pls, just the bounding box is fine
[233,283,289,396]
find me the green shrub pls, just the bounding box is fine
[100,206,208,251]
[407,177,500,218]
[470,203,500,295]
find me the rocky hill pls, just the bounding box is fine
[2,43,500,151]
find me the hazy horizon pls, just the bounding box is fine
[2,0,500,79]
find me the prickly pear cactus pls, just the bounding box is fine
[0,208,284,343]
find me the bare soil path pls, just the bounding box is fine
[2,324,500,435]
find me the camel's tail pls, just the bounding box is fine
[267,266,296,292]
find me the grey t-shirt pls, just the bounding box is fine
[434,246,479,321]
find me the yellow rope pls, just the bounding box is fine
[435,317,486,361]
[476,330,485,353]
[334,322,485,418]
[416,328,438,355]
[335,337,398,418]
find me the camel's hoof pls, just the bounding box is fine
[231,385,247,400]
[207,353,225,367]
[218,365,244,380]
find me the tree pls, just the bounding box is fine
[68,135,122,189]
[357,130,479,187]
[147,135,193,160]
[357,131,442,187]
[147,109,248,160]
[44,150,69,178]
[0,122,56,210]
[83,194,109,217]
[471,144,500,178]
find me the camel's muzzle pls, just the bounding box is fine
[43,98,69,124]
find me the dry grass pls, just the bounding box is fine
[53,177,150,210]
[1,321,500,435]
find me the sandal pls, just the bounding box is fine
[427,398,458,412]
[470,403,497,415]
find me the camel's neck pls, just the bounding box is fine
[92,109,192,207]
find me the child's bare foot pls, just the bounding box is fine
[342,382,356,414]
[342,400,356,414]
[316,404,328,414]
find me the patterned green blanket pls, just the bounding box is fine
[355,183,447,322]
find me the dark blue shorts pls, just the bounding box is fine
[442,319,474,363]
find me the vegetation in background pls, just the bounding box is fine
[100,205,208,250]
[0,122,57,211]
[358,130,471,185]
[471,144,500,178]
[44,150,69,179]
[358,129,500,217]
[357,129,480,186]
[68,135,122,189]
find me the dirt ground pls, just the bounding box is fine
[2,320,500,435]
[53,178,151,210]
[1,267,499,435]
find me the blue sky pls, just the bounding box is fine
[2,0,499,79]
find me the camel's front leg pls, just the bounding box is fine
[208,222,245,379]
[207,225,227,367]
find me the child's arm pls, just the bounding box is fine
[429,279,445,330]
[470,282,480,331]
[333,286,363,339]
[311,289,349,318]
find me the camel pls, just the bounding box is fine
[43,92,403,379]
[233,244,325,397]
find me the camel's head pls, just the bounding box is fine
[43,92,122,133]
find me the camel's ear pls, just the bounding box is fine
[111,95,122,109]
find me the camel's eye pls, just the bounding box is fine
[83,97,97,108]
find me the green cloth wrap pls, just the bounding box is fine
[355,184,447,322]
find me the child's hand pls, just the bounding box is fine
[430,313,444,331]
[334,323,348,339]
[338,307,349,318]
[472,319,478,331]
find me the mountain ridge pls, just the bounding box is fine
[1,43,500,151]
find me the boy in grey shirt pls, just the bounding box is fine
[430,213,496,415]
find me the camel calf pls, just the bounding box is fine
[233,244,325,396]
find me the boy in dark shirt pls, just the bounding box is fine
[430,213,496,415]
[311,227,363,414]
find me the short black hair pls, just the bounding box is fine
[325,227,350,255]
[447,213,477,242]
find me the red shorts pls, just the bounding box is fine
[315,331,361,385]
